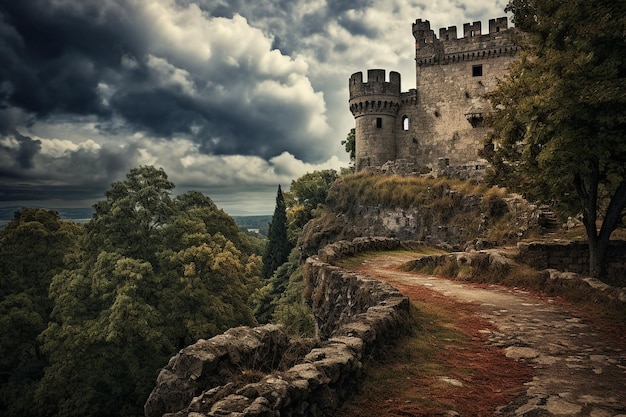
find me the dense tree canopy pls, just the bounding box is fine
[483,0,626,278]
[0,209,83,417]
[0,166,263,417]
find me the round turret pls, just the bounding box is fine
[348,69,401,171]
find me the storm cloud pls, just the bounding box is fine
[0,0,511,214]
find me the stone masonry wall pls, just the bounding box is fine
[516,241,626,287]
[144,238,410,417]
[411,25,519,172]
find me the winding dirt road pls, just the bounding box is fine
[351,253,626,417]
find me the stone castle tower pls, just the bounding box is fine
[349,17,520,177]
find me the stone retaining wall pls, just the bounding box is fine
[403,250,626,303]
[144,237,410,417]
[517,241,626,286]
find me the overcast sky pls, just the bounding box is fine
[0,0,510,215]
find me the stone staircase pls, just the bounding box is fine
[537,204,560,232]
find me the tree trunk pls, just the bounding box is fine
[587,237,607,279]
[591,178,626,279]
[576,173,626,279]
[573,170,601,278]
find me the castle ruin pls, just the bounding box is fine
[349,17,520,177]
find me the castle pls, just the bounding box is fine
[349,17,520,177]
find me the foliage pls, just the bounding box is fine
[283,169,339,245]
[0,208,83,417]
[482,0,626,277]
[254,171,339,330]
[262,185,291,279]
[341,128,355,162]
[0,166,263,417]
[252,254,298,323]
[86,166,175,263]
[251,248,314,337]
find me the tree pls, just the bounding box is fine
[36,166,261,417]
[0,209,83,417]
[341,128,355,162]
[262,185,291,279]
[482,0,626,278]
[283,169,339,245]
[86,165,175,263]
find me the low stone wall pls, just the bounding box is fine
[145,237,410,417]
[403,250,626,303]
[517,240,626,286]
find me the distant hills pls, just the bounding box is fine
[0,206,271,235]
[232,215,271,236]
[0,206,93,226]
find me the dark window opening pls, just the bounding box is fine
[402,115,409,130]
[376,117,382,128]
[472,64,483,77]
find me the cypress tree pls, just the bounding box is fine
[262,185,291,279]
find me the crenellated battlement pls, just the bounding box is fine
[463,21,482,38]
[412,19,436,45]
[415,17,511,43]
[349,69,402,119]
[414,17,517,65]
[349,69,401,100]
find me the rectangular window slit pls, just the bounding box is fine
[472,64,483,77]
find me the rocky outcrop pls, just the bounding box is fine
[145,238,410,417]
[300,188,549,259]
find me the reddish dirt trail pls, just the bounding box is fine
[340,253,626,417]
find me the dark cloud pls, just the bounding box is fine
[0,1,143,121]
[336,15,380,38]
[0,128,138,204]
[0,0,331,164]
[0,130,40,172]
[13,130,41,169]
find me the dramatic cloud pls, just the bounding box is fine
[0,0,511,214]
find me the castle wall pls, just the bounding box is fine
[350,17,520,177]
[394,89,420,167]
[411,18,519,175]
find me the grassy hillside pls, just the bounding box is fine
[300,173,546,256]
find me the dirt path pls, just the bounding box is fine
[352,253,626,417]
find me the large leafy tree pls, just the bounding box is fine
[0,209,83,417]
[483,0,626,278]
[86,166,175,263]
[36,166,260,417]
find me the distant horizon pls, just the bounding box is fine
[0,204,273,221]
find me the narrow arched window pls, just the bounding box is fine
[402,115,409,131]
